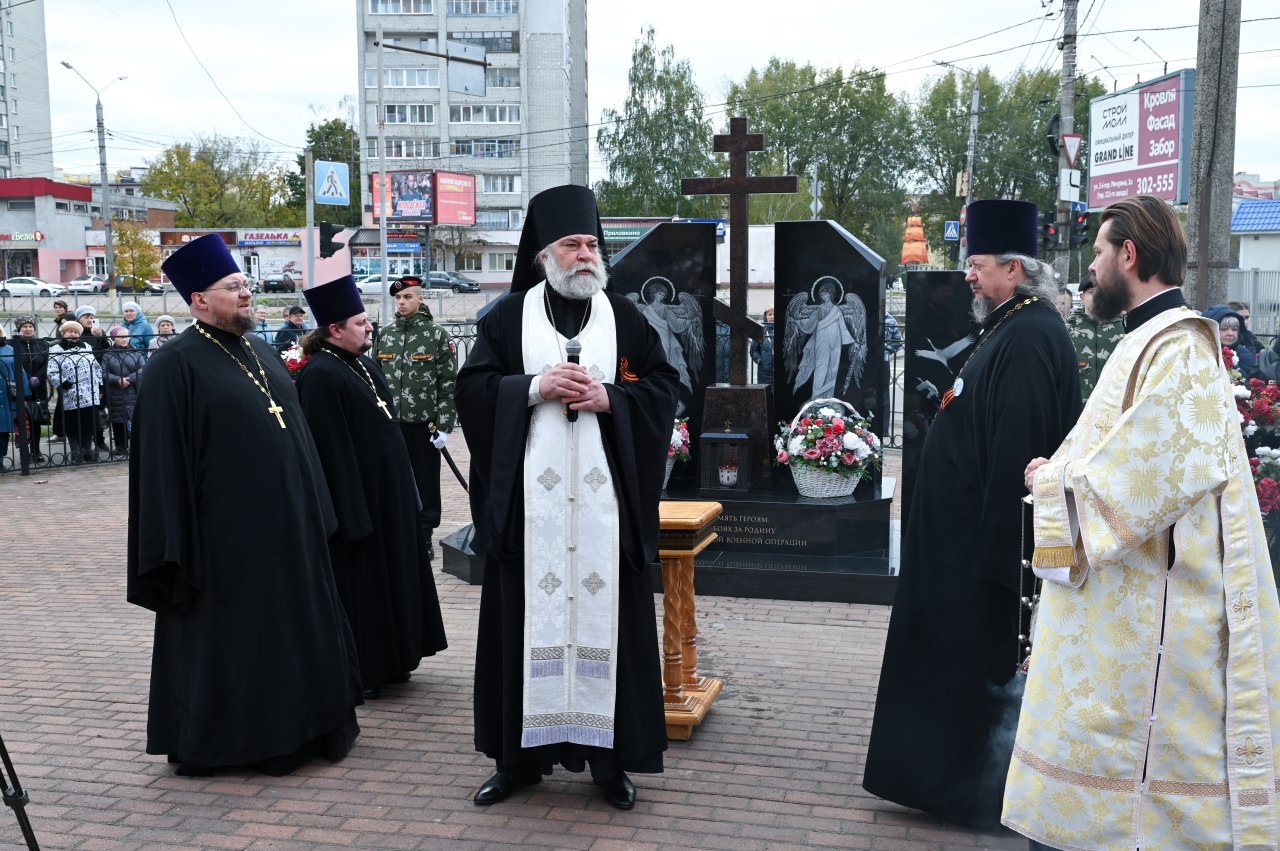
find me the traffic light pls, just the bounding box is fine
[318,222,346,258]
[1069,211,1091,250]
[1039,210,1059,252]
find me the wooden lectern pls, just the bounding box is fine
[657,500,724,740]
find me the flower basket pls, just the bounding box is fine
[774,397,882,499]
[665,417,690,491]
[663,456,675,491]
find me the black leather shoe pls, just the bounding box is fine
[595,772,636,810]
[473,770,540,805]
[361,686,382,700]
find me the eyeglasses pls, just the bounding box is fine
[204,281,251,294]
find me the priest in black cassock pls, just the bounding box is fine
[295,274,448,698]
[862,200,1081,826]
[456,185,678,811]
[127,234,362,777]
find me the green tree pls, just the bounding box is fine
[285,116,363,228]
[594,27,721,218]
[142,134,292,227]
[113,220,161,285]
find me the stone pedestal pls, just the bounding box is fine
[658,500,724,741]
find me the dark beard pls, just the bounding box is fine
[229,312,256,334]
[1089,278,1129,323]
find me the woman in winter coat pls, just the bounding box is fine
[120,301,156,352]
[0,324,30,465]
[148,314,177,350]
[47,321,102,464]
[11,315,48,461]
[103,325,144,458]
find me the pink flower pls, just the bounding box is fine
[668,446,675,458]
[803,448,821,460]
[777,450,790,464]
[842,452,855,465]
[817,436,841,455]
[833,419,846,434]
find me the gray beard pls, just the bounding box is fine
[971,295,992,324]
[545,259,607,300]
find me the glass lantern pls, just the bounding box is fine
[698,430,751,494]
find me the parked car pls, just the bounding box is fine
[66,274,109,293]
[353,274,391,295]
[427,271,481,294]
[0,277,67,298]
[262,273,297,293]
[116,274,165,294]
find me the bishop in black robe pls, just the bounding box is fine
[295,337,448,694]
[128,234,361,776]
[863,203,1081,827]
[457,268,678,790]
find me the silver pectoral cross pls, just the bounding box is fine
[267,401,287,428]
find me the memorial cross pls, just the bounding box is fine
[681,117,798,385]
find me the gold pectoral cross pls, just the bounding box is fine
[375,396,391,419]
[267,401,287,428]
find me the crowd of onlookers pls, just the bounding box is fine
[0,300,324,469]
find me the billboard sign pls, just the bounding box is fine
[433,171,476,226]
[1087,69,1195,209]
[370,169,434,222]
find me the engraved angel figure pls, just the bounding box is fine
[627,276,704,413]
[783,275,867,401]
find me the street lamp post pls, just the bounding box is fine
[61,62,125,305]
[1133,37,1168,76]
[935,60,980,265]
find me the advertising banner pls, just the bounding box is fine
[1087,69,1195,209]
[371,169,435,222]
[433,171,476,226]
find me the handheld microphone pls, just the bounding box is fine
[564,338,582,422]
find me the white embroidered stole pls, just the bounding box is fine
[520,282,621,749]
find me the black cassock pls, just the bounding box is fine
[863,296,1081,826]
[456,286,678,776]
[296,343,448,690]
[127,324,362,772]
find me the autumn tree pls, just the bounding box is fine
[142,134,293,228]
[113,220,161,285]
[594,27,721,218]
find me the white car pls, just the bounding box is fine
[353,274,391,295]
[66,274,108,293]
[0,277,67,298]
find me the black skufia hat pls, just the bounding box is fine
[303,275,365,327]
[966,199,1039,259]
[510,184,607,292]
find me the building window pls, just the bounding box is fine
[5,22,11,35]
[482,174,518,193]
[6,49,13,62]
[55,200,70,212]
[10,99,15,114]
[0,167,9,179]
[364,68,440,88]
[73,202,87,213]
[369,0,433,12]
[90,205,100,216]
[487,250,515,270]
[7,198,33,210]
[450,137,519,158]
[446,0,518,14]
[0,141,8,155]
[7,73,13,89]
[485,67,518,88]
[448,31,518,53]
[375,138,441,159]
[419,36,438,51]
[449,104,519,123]
[385,104,435,124]
[457,253,483,272]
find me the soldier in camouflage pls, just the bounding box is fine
[1066,275,1125,400]
[375,276,459,561]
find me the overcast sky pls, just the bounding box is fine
[42,0,1280,190]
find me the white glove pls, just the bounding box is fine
[431,431,449,450]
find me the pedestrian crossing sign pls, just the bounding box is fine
[316,161,350,206]
[944,220,960,241]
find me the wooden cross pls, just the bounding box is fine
[682,117,798,385]
[267,401,287,429]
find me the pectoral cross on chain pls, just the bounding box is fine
[374,396,391,419]
[267,401,287,428]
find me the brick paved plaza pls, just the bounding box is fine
[0,437,1025,850]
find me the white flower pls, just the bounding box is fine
[1234,385,1251,399]
[852,441,871,460]
[818,406,837,419]
[1245,420,1259,437]
[788,436,806,455]
[842,432,858,450]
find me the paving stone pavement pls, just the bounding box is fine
[0,435,1025,850]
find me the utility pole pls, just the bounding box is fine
[1185,0,1241,309]
[1055,0,1078,283]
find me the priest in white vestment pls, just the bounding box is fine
[1008,194,1280,850]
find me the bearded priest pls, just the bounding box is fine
[456,184,678,811]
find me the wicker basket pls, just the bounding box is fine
[784,397,868,499]
[791,464,858,498]
[663,456,675,491]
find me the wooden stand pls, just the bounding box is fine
[658,500,725,740]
